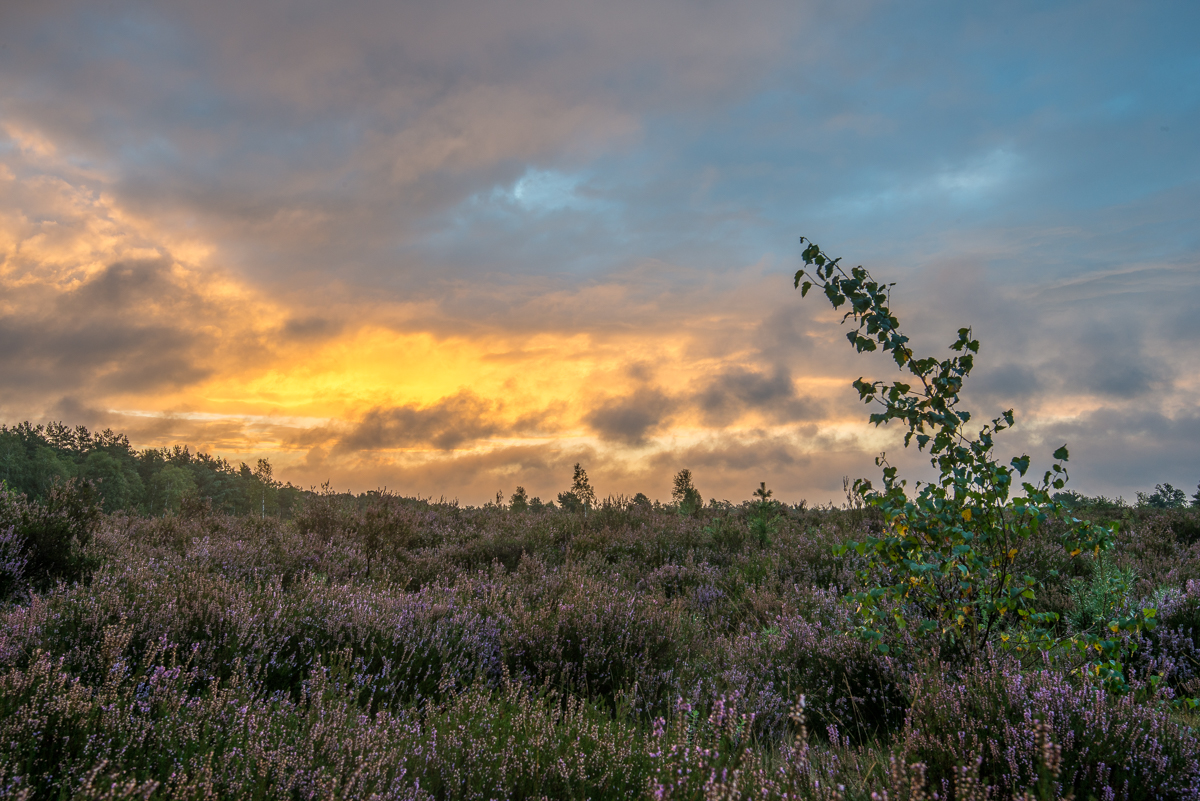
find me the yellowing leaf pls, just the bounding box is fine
[1007,548,1019,560]
[961,508,972,522]
[1070,549,1082,557]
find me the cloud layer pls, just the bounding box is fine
[1,0,1198,503]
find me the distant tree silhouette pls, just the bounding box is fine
[1139,483,1188,509]
[672,469,702,516]
[509,486,529,512]
[558,463,595,512]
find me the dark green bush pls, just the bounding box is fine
[0,479,101,595]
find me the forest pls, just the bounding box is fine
[0,421,304,519]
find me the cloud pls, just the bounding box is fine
[281,316,343,342]
[584,388,675,446]
[969,362,1042,407]
[693,366,818,426]
[1,0,1198,504]
[1011,406,1200,501]
[336,392,504,452]
[1073,324,1170,400]
[0,259,217,401]
[383,87,638,186]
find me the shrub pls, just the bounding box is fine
[502,560,686,713]
[901,656,1200,799]
[748,482,782,547]
[1139,483,1189,510]
[0,479,101,593]
[0,525,26,600]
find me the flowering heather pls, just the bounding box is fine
[0,527,26,601]
[1,497,1199,798]
[903,656,1200,798]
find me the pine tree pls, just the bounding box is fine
[570,463,596,509]
[558,463,596,512]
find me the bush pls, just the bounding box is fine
[0,479,100,595]
[901,656,1200,799]
[0,525,26,600]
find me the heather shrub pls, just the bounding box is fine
[1165,508,1200,547]
[502,559,687,713]
[771,521,862,590]
[433,513,563,573]
[1128,580,1200,697]
[0,625,631,800]
[119,512,362,586]
[1111,512,1200,596]
[1,566,511,710]
[0,621,908,801]
[703,511,746,553]
[701,604,908,743]
[0,479,101,594]
[902,655,1200,798]
[636,556,726,625]
[292,481,354,539]
[3,448,1199,798]
[0,526,26,600]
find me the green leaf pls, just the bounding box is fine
[1053,445,1070,461]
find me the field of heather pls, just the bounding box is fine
[3,487,1200,800]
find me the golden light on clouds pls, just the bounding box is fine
[1,136,874,503]
[3,0,1197,504]
[7,130,1186,505]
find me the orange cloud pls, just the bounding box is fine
[0,123,981,506]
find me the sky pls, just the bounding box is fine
[1,0,1198,505]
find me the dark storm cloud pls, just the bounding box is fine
[969,362,1042,407]
[281,316,343,341]
[1066,319,1172,400]
[694,366,819,426]
[336,392,506,452]
[1019,407,1200,500]
[751,306,821,370]
[583,388,675,446]
[0,260,217,402]
[0,0,811,290]
[57,261,173,312]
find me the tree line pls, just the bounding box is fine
[0,421,303,517]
